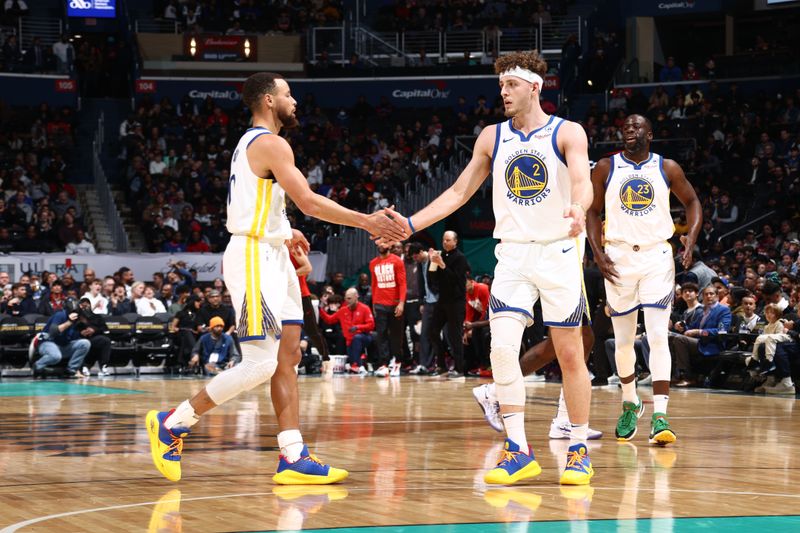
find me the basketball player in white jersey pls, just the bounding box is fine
[146,72,406,484]
[586,114,700,445]
[387,50,595,485]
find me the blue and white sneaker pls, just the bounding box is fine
[549,418,603,440]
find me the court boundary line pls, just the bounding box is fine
[3,487,800,532]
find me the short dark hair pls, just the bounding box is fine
[762,281,781,296]
[681,282,699,293]
[408,242,424,256]
[243,72,283,112]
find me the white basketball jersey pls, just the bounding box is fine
[491,116,572,242]
[226,127,292,240]
[604,152,673,245]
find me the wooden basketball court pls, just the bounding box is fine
[0,375,798,532]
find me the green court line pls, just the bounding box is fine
[0,381,142,397]
[257,515,800,533]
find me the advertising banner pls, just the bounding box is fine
[67,0,117,18]
[3,252,330,282]
[137,76,561,110]
[0,74,79,107]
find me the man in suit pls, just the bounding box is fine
[669,285,731,386]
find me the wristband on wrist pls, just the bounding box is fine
[571,203,587,216]
[407,216,416,234]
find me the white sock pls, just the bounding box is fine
[502,412,528,452]
[653,394,669,414]
[277,429,304,462]
[555,388,569,421]
[569,423,588,446]
[621,380,639,405]
[487,382,496,399]
[164,400,200,430]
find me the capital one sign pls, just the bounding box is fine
[67,0,117,18]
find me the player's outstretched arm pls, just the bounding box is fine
[386,126,495,236]
[587,157,619,284]
[251,134,407,242]
[559,121,593,237]
[665,158,702,268]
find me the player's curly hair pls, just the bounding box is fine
[493,50,547,77]
[242,72,283,112]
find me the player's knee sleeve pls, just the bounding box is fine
[206,338,278,405]
[491,344,525,405]
[611,312,638,378]
[644,306,671,382]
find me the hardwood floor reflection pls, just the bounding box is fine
[0,375,797,532]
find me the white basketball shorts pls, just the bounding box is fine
[489,237,589,327]
[604,240,675,317]
[223,235,303,341]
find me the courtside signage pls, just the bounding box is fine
[67,0,117,18]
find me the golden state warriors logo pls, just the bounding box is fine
[504,153,550,206]
[620,177,655,215]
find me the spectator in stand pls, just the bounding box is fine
[168,285,191,315]
[188,316,240,375]
[52,34,74,75]
[196,289,235,334]
[129,280,145,310]
[732,292,760,333]
[320,288,375,374]
[186,230,210,253]
[659,56,682,82]
[65,229,97,254]
[369,243,406,376]
[33,298,89,378]
[80,279,109,315]
[76,297,112,377]
[427,231,469,378]
[169,294,203,371]
[683,62,700,80]
[136,285,167,317]
[1,282,35,316]
[464,273,490,374]
[669,285,732,386]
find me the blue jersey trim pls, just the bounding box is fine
[491,306,534,320]
[544,320,582,327]
[609,304,641,317]
[659,154,670,187]
[604,154,616,189]
[619,152,653,170]
[491,122,501,163]
[551,118,567,165]
[239,334,268,341]
[246,131,272,149]
[282,319,305,326]
[508,115,554,142]
[640,303,670,310]
[246,126,271,132]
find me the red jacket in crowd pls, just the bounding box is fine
[369,253,406,307]
[319,302,375,346]
[465,281,490,322]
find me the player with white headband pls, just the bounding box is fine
[387,50,595,485]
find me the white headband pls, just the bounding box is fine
[499,66,544,88]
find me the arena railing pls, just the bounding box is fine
[134,19,181,34]
[326,152,467,275]
[308,26,347,65]
[18,16,62,48]
[92,113,130,252]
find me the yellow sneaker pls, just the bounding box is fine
[559,444,594,485]
[484,439,542,485]
[147,489,183,533]
[146,410,190,482]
